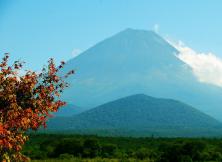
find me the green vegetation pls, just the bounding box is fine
[24,133,222,162]
[32,158,153,162]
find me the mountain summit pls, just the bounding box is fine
[62,29,222,121]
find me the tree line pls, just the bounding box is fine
[23,134,222,162]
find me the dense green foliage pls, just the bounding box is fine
[24,133,222,162]
[32,158,153,162]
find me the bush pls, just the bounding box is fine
[134,148,152,160]
[158,143,183,162]
[83,138,101,158]
[101,144,117,158]
[182,140,206,161]
[59,153,74,159]
[53,139,83,157]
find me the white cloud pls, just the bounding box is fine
[153,24,159,33]
[167,39,222,87]
[71,48,82,58]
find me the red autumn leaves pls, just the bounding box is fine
[0,54,73,161]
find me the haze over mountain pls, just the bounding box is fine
[61,28,222,121]
[48,94,222,137]
[54,104,89,117]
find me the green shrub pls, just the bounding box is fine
[134,148,152,160]
[101,144,117,158]
[53,139,83,157]
[83,138,101,158]
[58,153,74,159]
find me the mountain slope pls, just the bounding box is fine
[53,104,89,117]
[48,94,222,137]
[61,28,222,121]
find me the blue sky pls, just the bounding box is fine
[1,0,222,71]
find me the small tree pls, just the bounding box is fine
[0,54,73,161]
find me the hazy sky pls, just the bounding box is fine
[1,0,222,70]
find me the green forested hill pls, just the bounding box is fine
[47,94,222,137]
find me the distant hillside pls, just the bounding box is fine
[47,94,222,137]
[53,104,89,117]
[60,28,222,121]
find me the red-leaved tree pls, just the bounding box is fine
[0,54,74,161]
